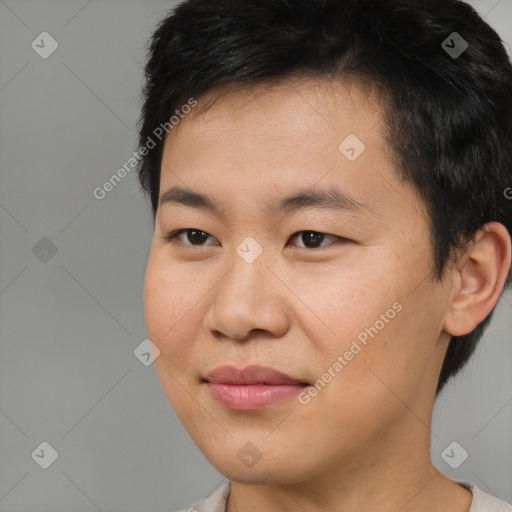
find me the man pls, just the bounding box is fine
[137,1,512,510]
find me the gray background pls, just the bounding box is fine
[0,0,511,510]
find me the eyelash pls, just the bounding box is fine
[162,229,348,250]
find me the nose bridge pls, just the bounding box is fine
[220,233,273,301]
[204,246,290,340]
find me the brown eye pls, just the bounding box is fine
[289,231,344,249]
[164,229,217,246]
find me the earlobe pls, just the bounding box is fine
[443,222,511,337]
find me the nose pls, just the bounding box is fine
[203,253,291,342]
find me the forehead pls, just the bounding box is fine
[185,77,383,138]
[157,77,423,226]
[162,77,387,175]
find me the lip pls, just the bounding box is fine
[204,364,307,385]
[203,365,308,411]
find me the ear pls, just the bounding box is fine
[443,222,511,337]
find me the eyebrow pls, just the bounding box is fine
[158,185,369,216]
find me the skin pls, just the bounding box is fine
[143,77,511,512]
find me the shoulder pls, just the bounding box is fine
[171,480,512,512]
[456,481,512,512]
[172,481,231,512]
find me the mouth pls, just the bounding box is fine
[202,364,309,410]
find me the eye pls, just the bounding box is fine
[163,229,218,246]
[163,229,346,249]
[288,230,345,249]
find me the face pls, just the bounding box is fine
[143,78,453,485]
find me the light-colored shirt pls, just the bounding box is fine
[174,480,512,512]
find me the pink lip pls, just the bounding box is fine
[203,365,308,411]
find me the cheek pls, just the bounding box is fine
[143,254,208,416]
[143,253,202,360]
[323,288,443,427]
[296,260,439,404]
[289,263,396,353]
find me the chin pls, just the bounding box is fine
[199,442,314,486]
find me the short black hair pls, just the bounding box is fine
[136,0,512,395]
